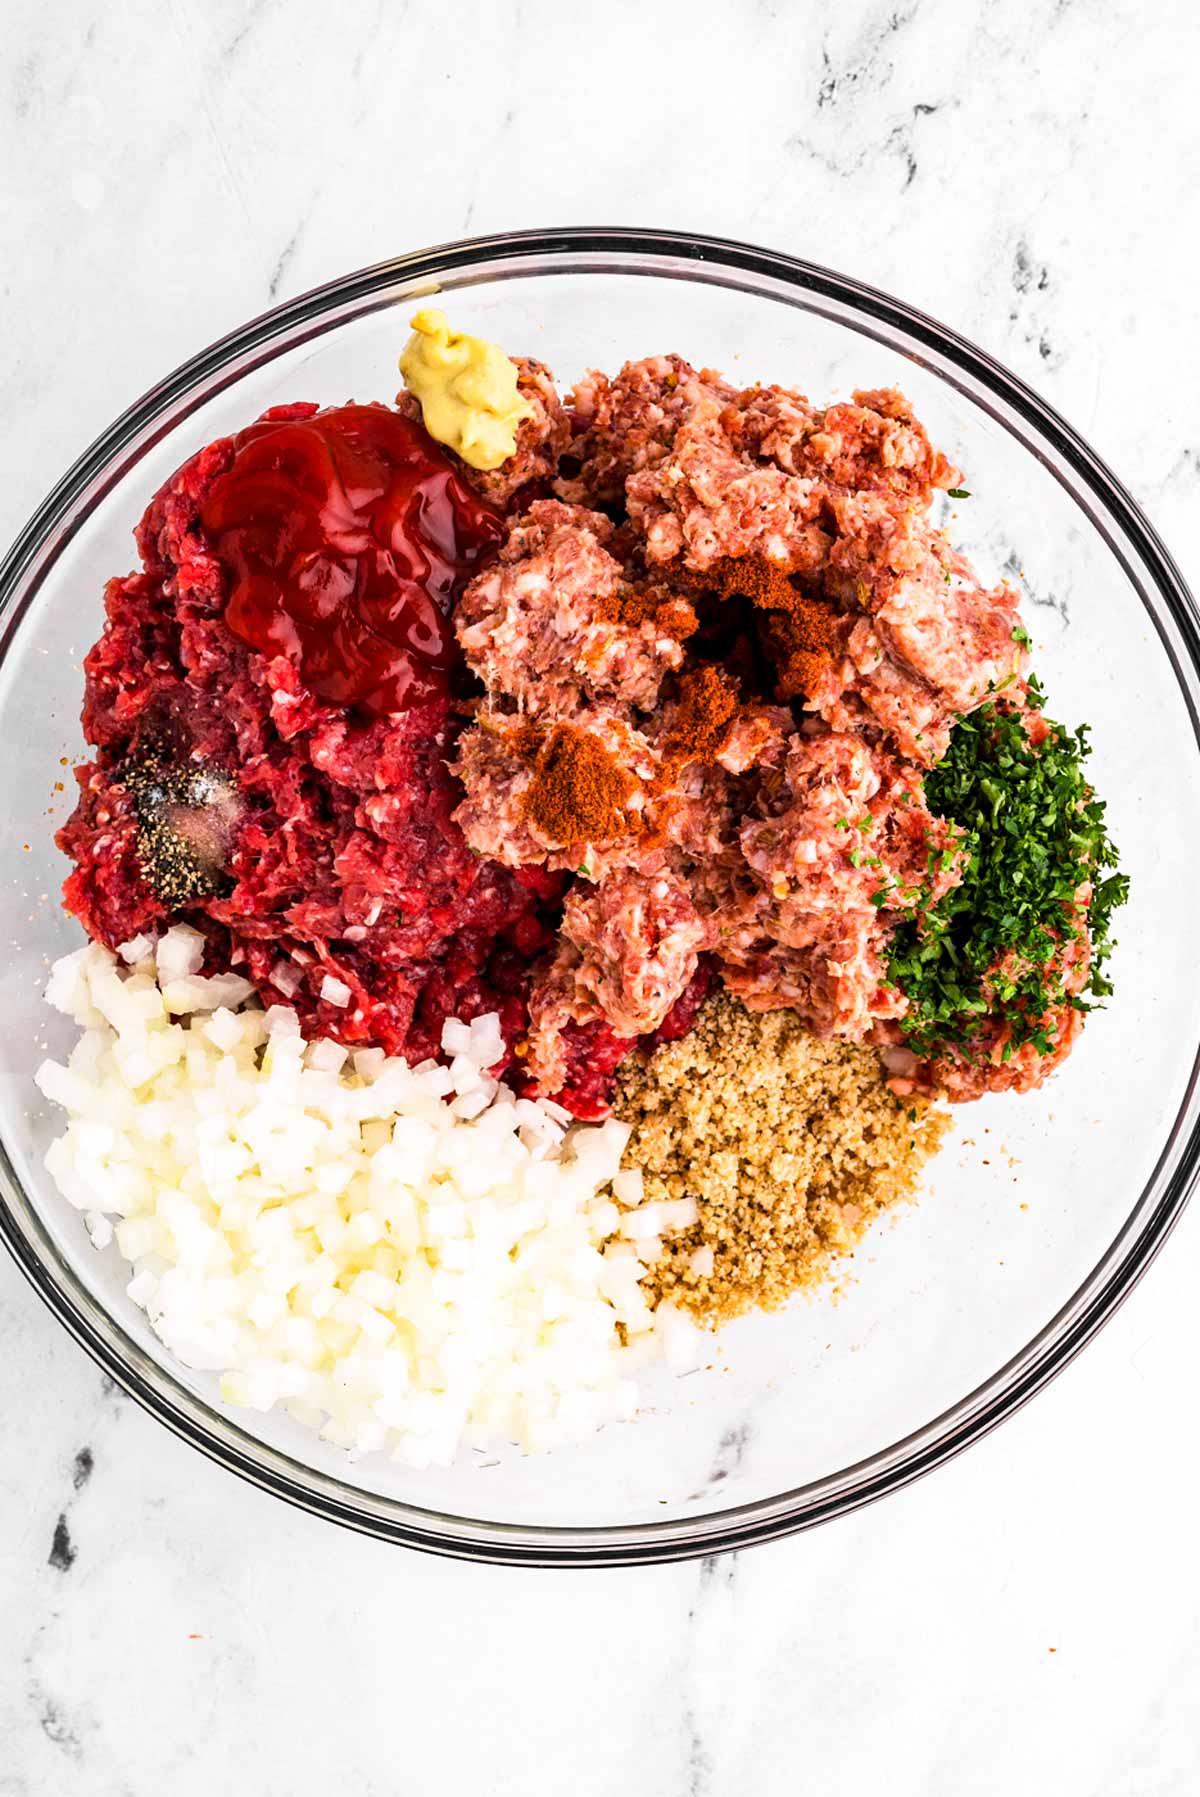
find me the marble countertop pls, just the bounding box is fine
[3,1,1200,1791]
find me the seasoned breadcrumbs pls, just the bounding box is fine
[614,994,950,1325]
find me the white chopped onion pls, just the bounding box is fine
[654,1302,705,1374]
[271,960,302,998]
[36,942,693,1466]
[156,923,205,982]
[117,933,155,966]
[613,1167,644,1206]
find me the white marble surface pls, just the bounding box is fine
[3,0,1200,1790]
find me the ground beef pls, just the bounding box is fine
[60,408,563,1072]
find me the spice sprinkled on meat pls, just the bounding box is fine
[520,722,640,845]
[123,755,241,908]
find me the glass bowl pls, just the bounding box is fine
[2,229,1198,1566]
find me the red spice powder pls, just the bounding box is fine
[519,723,638,844]
[658,664,739,766]
[595,583,698,639]
[703,557,840,702]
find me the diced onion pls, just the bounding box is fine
[36,942,693,1466]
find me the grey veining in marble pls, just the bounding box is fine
[3,0,1200,1792]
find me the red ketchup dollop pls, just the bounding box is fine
[201,403,504,715]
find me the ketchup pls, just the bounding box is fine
[201,403,504,716]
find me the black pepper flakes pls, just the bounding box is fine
[123,755,241,909]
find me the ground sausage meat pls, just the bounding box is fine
[452,358,1027,1100]
[455,499,691,718]
[524,870,711,1089]
[63,350,1064,1114]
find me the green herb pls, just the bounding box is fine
[947,487,971,499]
[849,849,861,867]
[1011,624,1031,649]
[834,817,851,829]
[886,700,1129,1060]
[576,864,591,878]
[857,817,873,834]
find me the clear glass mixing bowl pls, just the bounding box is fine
[2,229,1197,1565]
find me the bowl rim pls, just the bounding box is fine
[3,225,1199,1566]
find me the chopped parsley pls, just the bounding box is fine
[576,864,591,878]
[1011,623,1031,648]
[947,487,971,499]
[886,696,1129,1060]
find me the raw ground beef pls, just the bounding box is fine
[60,405,565,1078]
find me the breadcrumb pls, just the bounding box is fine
[615,994,950,1324]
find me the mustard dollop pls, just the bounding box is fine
[399,308,532,472]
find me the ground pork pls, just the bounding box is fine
[455,499,688,717]
[626,385,833,574]
[725,383,960,495]
[710,728,965,1033]
[602,375,959,580]
[525,869,711,1087]
[451,705,659,878]
[569,367,1023,768]
[559,355,735,504]
[452,356,1015,1093]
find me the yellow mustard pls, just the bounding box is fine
[399,308,532,471]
